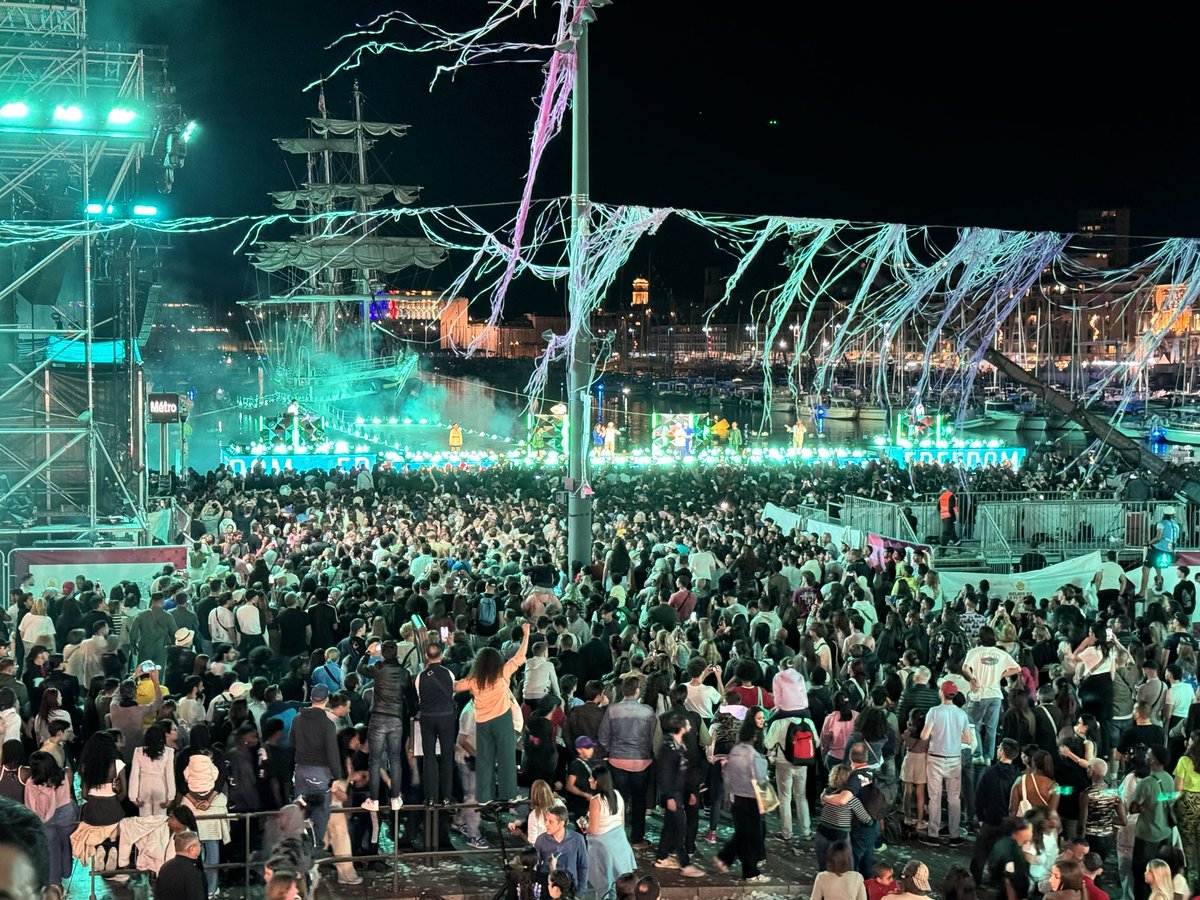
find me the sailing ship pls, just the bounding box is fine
[240,82,444,412]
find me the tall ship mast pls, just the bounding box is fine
[240,81,445,410]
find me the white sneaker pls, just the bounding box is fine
[390,796,404,811]
[680,865,705,878]
[360,798,379,812]
[653,856,681,869]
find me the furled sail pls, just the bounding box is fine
[275,137,372,154]
[249,236,446,273]
[269,183,422,210]
[309,117,410,138]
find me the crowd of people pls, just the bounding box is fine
[0,453,1191,900]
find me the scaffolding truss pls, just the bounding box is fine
[0,0,167,544]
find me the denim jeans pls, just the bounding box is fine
[1110,717,1133,761]
[367,714,405,803]
[967,697,1001,763]
[454,759,482,840]
[295,763,333,846]
[851,819,879,877]
[202,839,220,894]
[45,819,74,886]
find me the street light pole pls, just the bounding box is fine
[566,2,594,572]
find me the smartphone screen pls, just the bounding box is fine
[439,626,449,641]
[1106,628,1114,641]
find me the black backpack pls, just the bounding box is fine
[783,718,818,765]
[858,780,887,820]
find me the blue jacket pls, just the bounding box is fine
[597,698,656,762]
[535,829,588,894]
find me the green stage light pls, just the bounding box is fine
[107,107,136,125]
[181,120,198,143]
[132,204,159,217]
[0,101,29,119]
[54,104,84,123]
[84,203,103,214]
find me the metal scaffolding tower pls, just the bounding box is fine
[0,0,170,545]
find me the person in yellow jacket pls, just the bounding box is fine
[449,422,463,451]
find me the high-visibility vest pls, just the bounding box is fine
[939,490,954,519]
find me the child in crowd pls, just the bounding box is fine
[865,861,901,900]
[900,709,928,829]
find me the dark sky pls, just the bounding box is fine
[90,3,1199,312]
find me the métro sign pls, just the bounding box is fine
[148,393,182,423]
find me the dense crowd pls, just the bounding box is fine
[0,454,1190,900]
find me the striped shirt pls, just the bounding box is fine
[817,792,873,835]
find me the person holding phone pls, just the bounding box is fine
[416,641,458,806]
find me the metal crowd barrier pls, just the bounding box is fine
[83,799,518,899]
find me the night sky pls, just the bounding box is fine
[89,3,1199,313]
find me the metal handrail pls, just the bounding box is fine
[83,800,518,898]
[978,506,1013,562]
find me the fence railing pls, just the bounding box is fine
[978,505,1014,562]
[841,496,938,544]
[84,800,518,898]
[839,494,1194,564]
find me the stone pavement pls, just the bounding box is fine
[68,811,980,900]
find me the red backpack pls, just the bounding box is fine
[784,718,818,765]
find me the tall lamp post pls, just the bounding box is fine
[566,0,610,571]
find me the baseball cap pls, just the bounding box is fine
[311,684,330,701]
[910,862,931,891]
[574,736,596,750]
[940,680,959,697]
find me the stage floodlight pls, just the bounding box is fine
[54,104,84,123]
[132,204,159,217]
[0,101,29,119]
[84,203,103,215]
[107,107,137,125]
[181,120,198,143]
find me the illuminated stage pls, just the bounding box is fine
[219,425,1027,474]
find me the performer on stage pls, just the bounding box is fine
[449,422,463,451]
[603,422,618,456]
[791,419,807,450]
[729,421,744,456]
[530,426,546,456]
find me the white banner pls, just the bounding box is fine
[13,546,188,596]
[939,550,1103,601]
[760,503,864,551]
